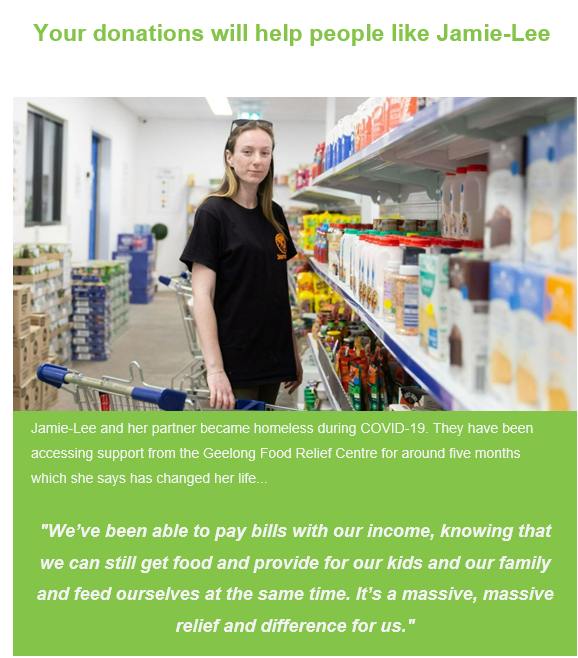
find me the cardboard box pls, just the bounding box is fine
[419,254,450,361]
[31,313,50,357]
[525,122,559,265]
[557,116,577,270]
[13,284,31,337]
[545,274,576,410]
[13,376,34,411]
[29,325,42,372]
[484,136,525,262]
[38,355,55,410]
[488,262,520,408]
[29,375,41,411]
[13,333,31,387]
[514,267,547,410]
[448,258,491,392]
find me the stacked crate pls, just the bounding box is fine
[113,233,155,304]
[70,261,130,361]
[13,244,73,365]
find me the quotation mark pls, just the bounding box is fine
[42,524,48,529]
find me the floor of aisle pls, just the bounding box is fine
[53,292,294,411]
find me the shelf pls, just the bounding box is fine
[307,334,353,411]
[309,258,505,412]
[313,97,576,203]
[290,186,362,211]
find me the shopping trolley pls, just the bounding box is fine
[37,361,299,411]
[158,273,207,393]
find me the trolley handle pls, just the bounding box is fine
[158,275,173,287]
[37,363,68,388]
[37,363,188,411]
[131,387,187,411]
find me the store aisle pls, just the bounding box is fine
[53,293,188,411]
[52,292,296,410]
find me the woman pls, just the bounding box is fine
[180,119,303,409]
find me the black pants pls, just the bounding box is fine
[232,382,281,406]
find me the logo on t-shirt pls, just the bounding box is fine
[275,233,287,260]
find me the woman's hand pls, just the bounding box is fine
[207,371,236,409]
[284,357,304,395]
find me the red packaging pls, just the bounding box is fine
[400,97,418,123]
[388,97,403,130]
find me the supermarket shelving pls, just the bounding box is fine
[290,186,362,211]
[309,258,505,412]
[313,97,576,203]
[307,334,354,411]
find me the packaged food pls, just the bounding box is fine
[297,290,315,313]
[525,122,559,265]
[400,97,418,123]
[557,116,577,270]
[314,293,331,313]
[484,137,525,261]
[383,260,400,322]
[388,97,403,130]
[367,362,383,411]
[417,220,439,233]
[448,258,491,392]
[460,164,488,240]
[441,173,455,237]
[348,361,363,411]
[398,219,417,233]
[545,274,576,410]
[450,167,468,238]
[419,254,450,361]
[395,265,420,336]
[514,267,547,410]
[488,262,520,407]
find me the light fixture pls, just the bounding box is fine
[238,111,262,120]
[205,97,233,116]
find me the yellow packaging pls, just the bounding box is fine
[297,272,314,293]
[297,290,315,314]
[315,293,332,313]
[313,275,329,294]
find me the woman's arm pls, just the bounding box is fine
[284,320,303,395]
[190,262,236,410]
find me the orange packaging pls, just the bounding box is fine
[545,274,576,410]
[388,97,403,130]
[354,115,363,152]
[364,103,374,146]
[372,98,388,142]
[400,97,418,123]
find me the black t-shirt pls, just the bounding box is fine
[180,196,298,387]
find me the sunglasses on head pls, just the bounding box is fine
[230,119,273,133]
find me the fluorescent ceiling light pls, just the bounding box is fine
[205,97,233,116]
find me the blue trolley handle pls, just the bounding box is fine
[37,364,188,411]
[131,387,187,411]
[158,275,172,287]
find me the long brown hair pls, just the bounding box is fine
[208,121,284,234]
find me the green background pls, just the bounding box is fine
[13,412,577,656]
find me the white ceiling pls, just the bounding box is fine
[115,97,367,122]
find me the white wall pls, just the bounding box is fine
[133,119,323,277]
[13,97,139,262]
